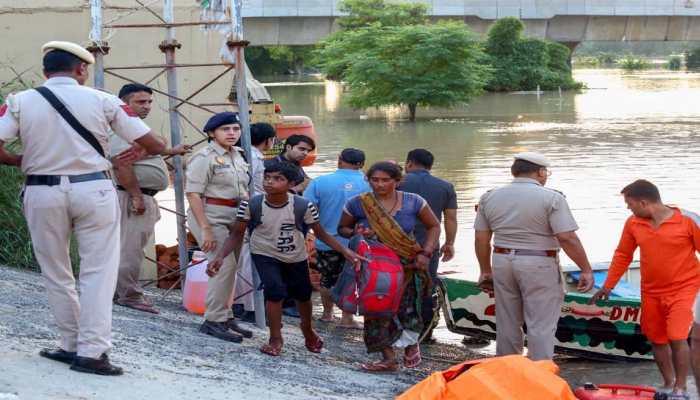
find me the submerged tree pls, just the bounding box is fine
[485,17,581,91]
[317,22,491,121]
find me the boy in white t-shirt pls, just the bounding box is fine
[209,161,362,356]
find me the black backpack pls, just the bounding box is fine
[247,194,312,236]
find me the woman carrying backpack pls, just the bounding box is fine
[338,161,440,372]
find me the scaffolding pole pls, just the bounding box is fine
[90,0,105,89]
[162,0,189,280]
[230,0,266,329]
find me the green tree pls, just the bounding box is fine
[316,0,429,80]
[668,55,682,70]
[317,22,491,121]
[485,17,581,91]
[685,47,700,69]
[267,46,316,75]
[337,0,427,30]
[485,17,523,58]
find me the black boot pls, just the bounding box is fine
[70,353,123,376]
[199,320,243,343]
[39,348,76,365]
[226,318,253,338]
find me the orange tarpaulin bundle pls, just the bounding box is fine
[397,355,577,400]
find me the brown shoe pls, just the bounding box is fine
[39,348,76,365]
[70,354,123,376]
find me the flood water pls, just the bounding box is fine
[155,68,700,394]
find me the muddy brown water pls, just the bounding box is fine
[153,69,700,396]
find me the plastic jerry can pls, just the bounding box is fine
[182,251,208,315]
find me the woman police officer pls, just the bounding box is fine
[186,112,252,342]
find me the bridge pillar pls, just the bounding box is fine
[560,41,580,68]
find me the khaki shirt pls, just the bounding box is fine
[109,133,169,191]
[0,77,150,175]
[185,141,249,200]
[474,177,578,251]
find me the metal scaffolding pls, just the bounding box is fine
[89,0,266,328]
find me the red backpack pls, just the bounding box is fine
[332,237,405,319]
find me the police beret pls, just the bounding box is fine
[203,112,240,133]
[514,152,551,167]
[42,41,95,65]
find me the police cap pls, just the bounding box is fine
[203,112,240,133]
[42,41,95,65]
[513,152,551,168]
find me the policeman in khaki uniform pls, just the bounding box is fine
[110,84,190,314]
[473,152,594,360]
[0,41,165,375]
[186,112,252,342]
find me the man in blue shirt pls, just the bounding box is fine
[400,148,458,342]
[305,148,370,328]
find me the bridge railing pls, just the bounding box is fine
[239,0,700,18]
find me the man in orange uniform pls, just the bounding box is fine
[591,180,700,400]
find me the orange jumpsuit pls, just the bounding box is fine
[604,208,700,344]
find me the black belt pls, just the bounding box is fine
[116,185,159,197]
[493,246,558,258]
[25,172,109,186]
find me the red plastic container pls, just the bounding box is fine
[574,384,656,400]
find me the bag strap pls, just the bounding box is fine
[247,194,265,234]
[248,194,311,236]
[292,195,311,236]
[34,86,105,158]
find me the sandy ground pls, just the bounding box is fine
[0,266,475,400]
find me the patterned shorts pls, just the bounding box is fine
[314,250,345,289]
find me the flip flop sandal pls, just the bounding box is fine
[305,335,324,353]
[404,346,422,368]
[259,343,282,357]
[360,360,399,373]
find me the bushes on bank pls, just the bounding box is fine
[618,55,650,71]
[668,55,682,70]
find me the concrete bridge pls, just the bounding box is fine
[238,0,700,46]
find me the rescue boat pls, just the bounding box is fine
[439,262,651,361]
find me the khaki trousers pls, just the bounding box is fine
[115,190,160,303]
[23,177,120,358]
[492,252,565,361]
[187,204,239,322]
